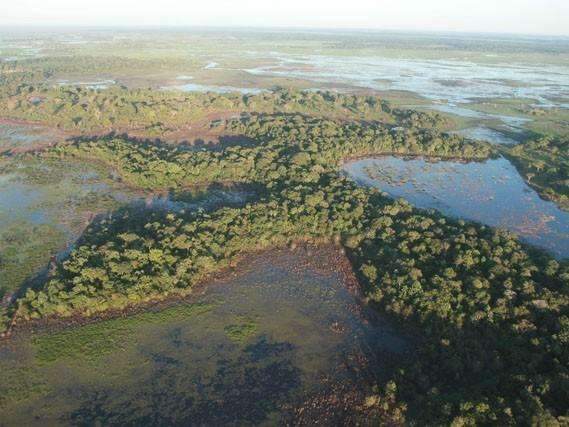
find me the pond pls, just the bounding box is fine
[344,156,569,258]
[0,247,406,425]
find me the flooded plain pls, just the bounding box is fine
[0,123,63,153]
[0,247,406,425]
[244,54,569,107]
[243,52,569,131]
[453,126,520,145]
[344,156,569,258]
[165,82,265,94]
[0,156,254,296]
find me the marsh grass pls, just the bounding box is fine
[32,302,215,364]
[224,316,259,343]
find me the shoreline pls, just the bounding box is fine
[340,150,496,167]
[1,243,362,342]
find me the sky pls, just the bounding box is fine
[1,0,568,36]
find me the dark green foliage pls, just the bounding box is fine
[34,113,493,190]
[503,136,569,211]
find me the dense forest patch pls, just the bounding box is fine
[502,136,569,212]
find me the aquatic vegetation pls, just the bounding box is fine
[0,35,568,423]
[1,247,387,424]
[33,302,215,364]
[224,316,259,343]
[0,222,65,295]
[0,366,48,410]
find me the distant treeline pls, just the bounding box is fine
[0,74,450,133]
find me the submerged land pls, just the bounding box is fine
[0,29,568,425]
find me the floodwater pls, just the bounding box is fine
[244,53,569,129]
[245,54,569,107]
[428,104,532,130]
[0,162,129,241]
[0,247,406,425]
[0,174,48,228]
[0,159,254,293]
[344,156,569,258]
[0,123,61,153]
[165,83,265,95]
[57,79,116,90]
[453,126,520,145]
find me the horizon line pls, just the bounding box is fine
[1,23,568,39]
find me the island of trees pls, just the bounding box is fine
[501,136,569,211]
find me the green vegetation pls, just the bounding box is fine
[466,98,569,138]
[1,29,569,425]
[0,366,48,410]
[1,109,564,424]
[27,113,490,191]
[224,316,259,343]
[0,77,451,133]
[33,302,215,364]
[502,136,569,211]
[0,222,65,296]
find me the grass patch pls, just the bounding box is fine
[0,221,66,295]
[32,302,215,364]
[0,366,48,409]
[224,316,259,343]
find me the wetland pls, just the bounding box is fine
[0,28,568,425]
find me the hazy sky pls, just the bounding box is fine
[1,0,568,36]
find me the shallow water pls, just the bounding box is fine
[344,156,569,258]
[245,54,569,107]
[428,104,532,130]
[165,82,265,94]
[0,177,48,228]
[245,53,569,130]
[57,79,116,90]
[453,126,520,145]
[0,164,125,237]
[0,123,61,152]
[0,248,405,425]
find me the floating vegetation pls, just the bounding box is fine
[224,316,259,343]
